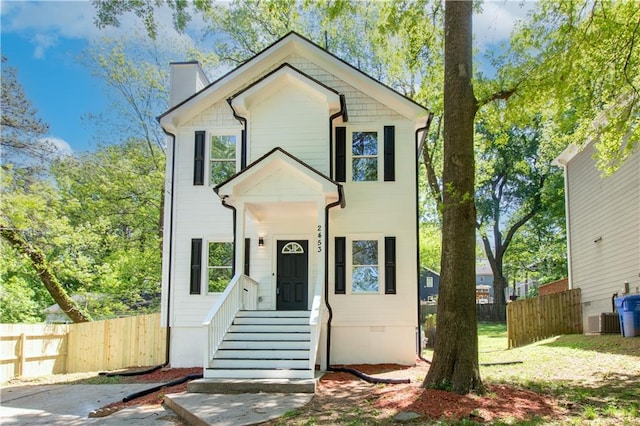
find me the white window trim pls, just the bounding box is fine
[348,127,383,183]
[207,129,242,186]
[346,234,383,295]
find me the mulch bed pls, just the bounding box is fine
[98,362,566,423]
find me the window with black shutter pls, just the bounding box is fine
[335,127,346,182]
[193,131,205,185]
[385,237,396,294]
[384,126,395,181]
[190,238,203,294]
[335,237,346,294]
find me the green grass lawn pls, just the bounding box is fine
[426,323,640,424]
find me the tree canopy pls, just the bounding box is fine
[3,0,635,395]
[0,57,53,166]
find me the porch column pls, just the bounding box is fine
[317,199,328,371]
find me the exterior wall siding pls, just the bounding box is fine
[250,86,329,173]
[567,142,640,330]
[163,45,422,367]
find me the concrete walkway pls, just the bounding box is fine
[165,392,313,426]
[0,383,179,425]
[0,383,313,425]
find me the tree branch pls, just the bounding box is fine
[476,88,517,109]
[502,176,546,253]
[0,224,92,323]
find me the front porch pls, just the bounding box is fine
[201,273,324,384]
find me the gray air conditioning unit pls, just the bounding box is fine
[587,313,621,334]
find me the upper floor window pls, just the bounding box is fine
[208,241,233,293]
[210,135,237,184]
[351,131,378,181]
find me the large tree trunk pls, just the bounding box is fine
[1,226,92,323]
[423,0,483,394]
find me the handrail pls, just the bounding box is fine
[308,276,323,371]
[202,273,258,367]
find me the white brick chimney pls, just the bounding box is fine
[169,61,209,108]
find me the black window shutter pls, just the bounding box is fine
[193,131,205,185]
[240,129,247,169]
[335,127,346,182]
[335,237,346,294]
[385,237,396,294]
[190,238,203,294]
[244,238,250,276]
[384,126,395,181]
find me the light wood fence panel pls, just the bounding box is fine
[0,323,69,382]
[1,314,166,382]
[66,314,166,373]
[507,288,582,348]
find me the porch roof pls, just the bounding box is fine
[214,148,345,217]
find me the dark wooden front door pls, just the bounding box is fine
[276,240,308,311]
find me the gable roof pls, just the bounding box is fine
[214,147,345,208]
[230,63,342,115]
[159,31,428,131]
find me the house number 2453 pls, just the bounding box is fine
[317,225,322,253]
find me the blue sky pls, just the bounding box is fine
[1,0,534,155]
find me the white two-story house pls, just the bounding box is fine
[159,32,430,379]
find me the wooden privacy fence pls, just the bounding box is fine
[420,303,506,323]
[0,313,165,383]
[507,288,582,348]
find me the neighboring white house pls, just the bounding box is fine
[158,32,429,379]
[554,141,640,332]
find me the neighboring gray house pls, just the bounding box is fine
[419,268,440,301]
[554,141,639,332]
[476,259,494,300]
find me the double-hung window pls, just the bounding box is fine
[336,126,394,182]
[351,239,379,293]
[335,236,397,295]
[351,131,378,182]
[207,242,233,293]
[210,135,237,184]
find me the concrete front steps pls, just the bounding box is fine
[187,377,318,394]
[204,310,316,382]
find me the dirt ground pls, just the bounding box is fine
[97,361,565,424]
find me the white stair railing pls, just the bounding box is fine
[202,273,258,367]
[308,276,323,371]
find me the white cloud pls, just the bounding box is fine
[1,0,198,58]
[32,32,57,59]
[474,0,536,48]
[42,136,73,156]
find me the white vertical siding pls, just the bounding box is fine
[567,143,640,329]
[168,128,235,329]
[249,85,329,173]
[164,52,421,367]
[327,120,418,357]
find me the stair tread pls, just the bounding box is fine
[206,367,311,371]
[209,310,314,379]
